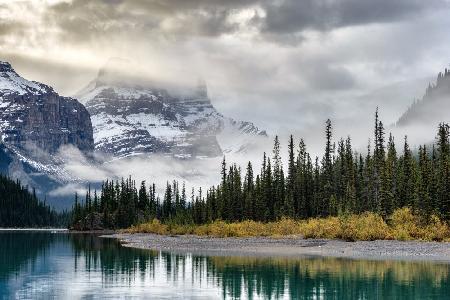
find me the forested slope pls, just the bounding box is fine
[0,174,64,227]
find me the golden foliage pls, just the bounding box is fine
[339,213,392,241]
[390,208,450,241]
[125,219,169,235]
[124,208,450,242]
[299,217,342,239]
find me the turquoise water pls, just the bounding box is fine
[0,231,449,299]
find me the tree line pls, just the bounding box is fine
[71,110,450,229]
[0,174,67,227]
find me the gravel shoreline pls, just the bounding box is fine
[106,233,450,262]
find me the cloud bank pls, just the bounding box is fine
[1,0,450,167]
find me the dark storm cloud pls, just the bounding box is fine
[44,0,140,42]
[126,0,258,12]
[41,0,449,46]
[260,0,447,34]
[44,0,255,42]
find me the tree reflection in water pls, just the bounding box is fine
[68,234,450,299]
[0,231,54,280]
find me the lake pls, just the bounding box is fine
[0,231,449,299]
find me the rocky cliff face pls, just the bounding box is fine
[77,60,267,159]
[0,61,93,154]
[0,61,94,209]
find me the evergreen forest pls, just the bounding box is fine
[71,110,450,230]
[0,174,67,227]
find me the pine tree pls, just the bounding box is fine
[296,139,308,218]
[343,137,356,213]
[363,140,374,212]
[418,145,432,220]
[398,136,415,208]
[322,119,334,216]
[272,136,285,218]
[380,134,397,217]
[138,181,148,213]
[243,162,255,220]
[163,183,173,221]
[436,123,450,220]
[286,135,296,216]
[373,109,385,214]
[265,158,274,220]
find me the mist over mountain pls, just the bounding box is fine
[0,60,268,209]
[397,69,450,127]
[393,68,450,145]
[76,58,267,159]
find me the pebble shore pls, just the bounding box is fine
[105,233,450,262]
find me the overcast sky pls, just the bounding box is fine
[1,0,450,153]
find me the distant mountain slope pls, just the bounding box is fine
[396,69,450,127]
[76,59,267,159]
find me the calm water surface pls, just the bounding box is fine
[0,231,449,299]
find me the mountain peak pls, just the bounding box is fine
[0,60,52,95]
[0,61,13,72]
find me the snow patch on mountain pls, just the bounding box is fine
[0,62,51,96]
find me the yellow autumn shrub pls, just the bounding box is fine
[125,219,168,235]
[125,208,450,242]
[339,213,391,241]
[299,217,342,239]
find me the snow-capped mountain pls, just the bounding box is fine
[0,61,93,153]
[77,59,267,159]
[0,61,94,208]
[0,59,267,209]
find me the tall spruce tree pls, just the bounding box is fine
[322,119,334,216]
